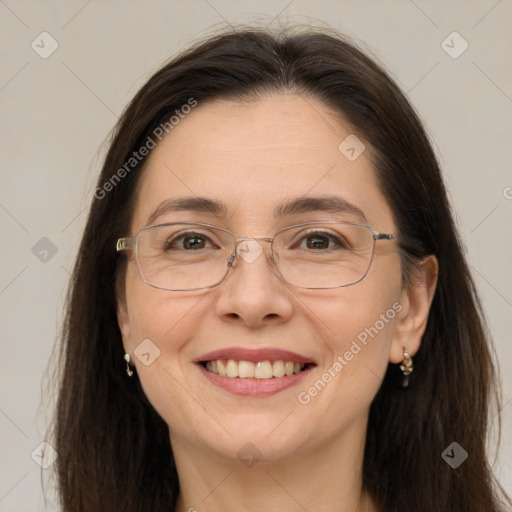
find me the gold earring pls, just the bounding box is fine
[399,346,413,388]
[124,353,134,377]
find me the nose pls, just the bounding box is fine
[214,238,294,328]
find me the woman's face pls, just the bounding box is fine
[118,94,409,462]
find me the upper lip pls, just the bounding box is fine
[196,347,316,364]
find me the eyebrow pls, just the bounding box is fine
[147,197,228,225]
[146,195,367,225]
[274,195,367,223]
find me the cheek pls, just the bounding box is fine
[313,249,401,344]
[123,262,202,341]
[295,296,400,426]
[122,264,208,394]
[305,256,402,400]
[123,276,210,433]
[316,287,400,369]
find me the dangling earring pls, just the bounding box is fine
[124,353,134,377]
[399,346,413,388]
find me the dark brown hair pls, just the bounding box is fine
[51,26,511,511]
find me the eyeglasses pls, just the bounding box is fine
[116,221,397,291]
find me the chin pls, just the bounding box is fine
[194,416,313,463]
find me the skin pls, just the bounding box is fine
[117,94,438,512]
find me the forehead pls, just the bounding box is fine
[131,94,394,233]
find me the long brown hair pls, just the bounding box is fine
[51,26,511,511]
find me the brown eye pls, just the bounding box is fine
[305,235,330,250]
[296,231,347,251]
[165,232,214,250]
[182,235,207,250]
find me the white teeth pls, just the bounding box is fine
[226,359,238,377]
[273,360,285,378]
[226,359,238,378]
[255,361,273,379]
[217,360,227,376]
[238,360,255,378]
[205,359,307,379]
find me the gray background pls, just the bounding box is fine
[1,1,511,510]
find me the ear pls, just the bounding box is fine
[389,255,438,363]
[117,296,131,349]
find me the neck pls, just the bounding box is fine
[172,417,378,512]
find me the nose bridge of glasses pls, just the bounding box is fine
[226,236,276,269]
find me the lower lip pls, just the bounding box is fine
[196,363,315,396]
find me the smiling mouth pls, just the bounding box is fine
[200,359,315,379]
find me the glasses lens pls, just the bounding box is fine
[135,223,234,290]
[273,222,375,288]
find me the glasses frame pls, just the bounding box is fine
[116,220,397,291]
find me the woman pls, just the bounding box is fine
[52,26,511,511]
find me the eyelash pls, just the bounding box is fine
[164,232,218,250]
[164,230,347,251]
[293,230,347,250]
